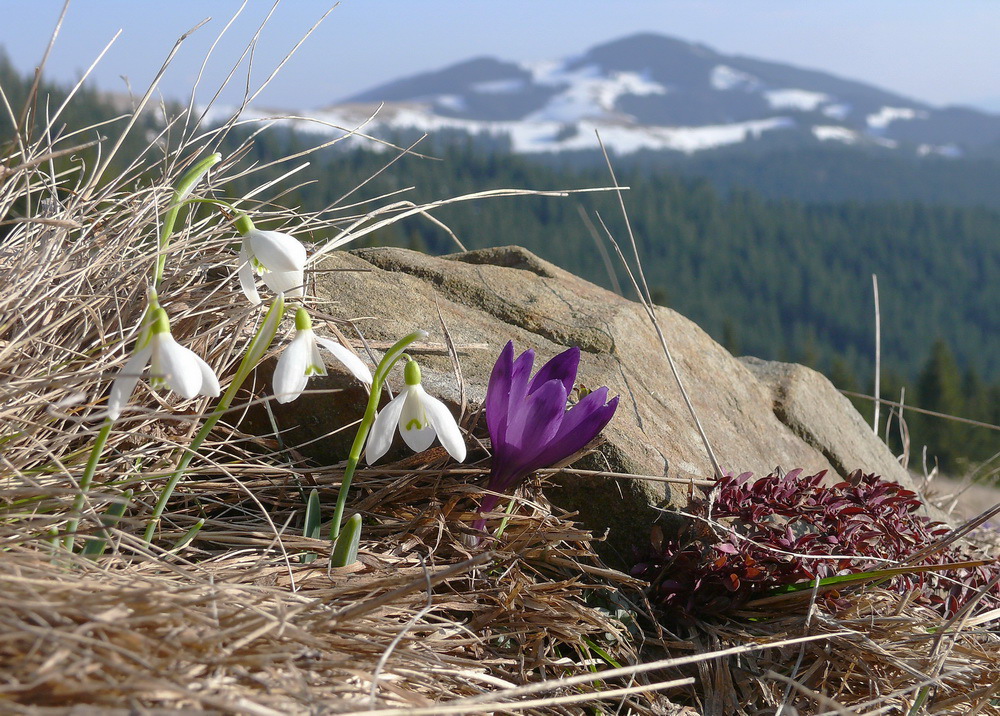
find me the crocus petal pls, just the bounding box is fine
[484,341,515,444]
[247,229,306,273]
[556,386,611,438]
[366,391,407,465]
[398,386,436,453]
[238,247,261,306]
[262,268,305,298]
[477,492,502,517]
[107,343,153,420]
[153,335,205,400]
[528,346,580,398]
[508,349,535,407]
[316,337,373,384]
[421,391,466,462]
[273,331,311,403]
[491,348,536,452]
[534,390,620,469]
[503,378,567,462]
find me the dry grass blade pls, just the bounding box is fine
[872,273,882,435]
[591,131,723,481]
[842,389,1000,434]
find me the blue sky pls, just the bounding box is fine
[3,1,1000,111]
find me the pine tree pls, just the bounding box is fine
[915,340,966,471]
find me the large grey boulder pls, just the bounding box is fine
[249,245,918,566]
[739,357,914,488]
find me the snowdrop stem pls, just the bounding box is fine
[153,153,221,289]
[174,200,252,237]
[329,330,427,543]
[184,197,238,215]
[142,296,285,544]
[63,418,114,552]
[66,302,162,552]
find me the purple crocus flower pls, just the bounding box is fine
[474,341,619,534]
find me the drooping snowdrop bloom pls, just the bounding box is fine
[365,358,466,465]
[474,341,619,533]
[273,307,373,403]
[235,214,307,305]
[106,308,220,420]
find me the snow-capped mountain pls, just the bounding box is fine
[305,33,1000,156]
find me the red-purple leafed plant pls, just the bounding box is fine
[475,341,619,534]
[632,469,1000,622]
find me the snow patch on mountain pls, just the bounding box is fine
[521,63,666,123]
[813,125,858,144]
[822,103,851,120]
[918,143,963,158]
[765,89,830,112]
[232,103,795,156]
[641,117,794,154]
[504,116,793,154]
[434,95,466,112]
[711,65,761,92]
[867,106,928,131]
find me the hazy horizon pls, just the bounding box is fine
[3,1,1000,113]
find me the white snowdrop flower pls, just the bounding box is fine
[107,308,220,420]
[236,215,307,305]
[365,358,466,465]
[273,308,373,403]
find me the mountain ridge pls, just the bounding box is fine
[314,32,1000,157]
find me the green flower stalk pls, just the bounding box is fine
[142,295,286,543]
[79,489,132,557]
[154,153,221,289]
[329,330,455,566]
[67,151,219,552]
[64,418,115,551]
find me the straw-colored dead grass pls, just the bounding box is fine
[0,516,649,713]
